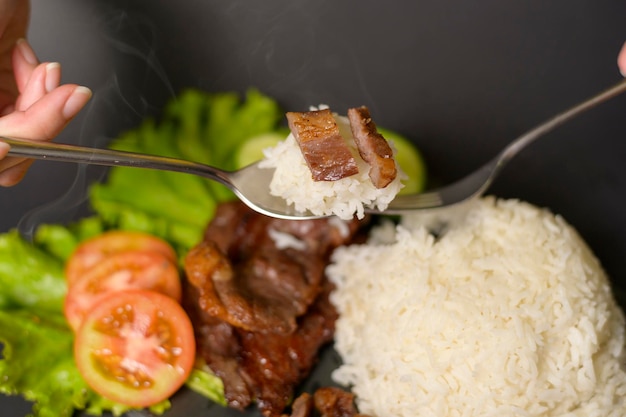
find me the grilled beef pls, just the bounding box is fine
[283,387,369,417]
[183,283,253,409]
[239,279,338,416]
[184,201,364,417]
[313,387,361,417]
[347,106,397,188]
[286,109,359,181]
[284,393,314,417]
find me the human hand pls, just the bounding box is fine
[617,42,626,77]
[0,0,92,186]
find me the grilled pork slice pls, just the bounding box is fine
[285,393,314,417]
[238,279,338,417]
[182,284,253,410]
[286,109,359,181]
[185,201,362,333]
[184,201,365,417]
[185,277,338,417]
[284,387,370,417]
[313,387,364,417]
[347,106,397,188]
[185,240,308,333]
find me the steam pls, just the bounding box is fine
[18,7,175,240]
[17,164,95,240]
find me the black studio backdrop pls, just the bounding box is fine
[2,1,625,415]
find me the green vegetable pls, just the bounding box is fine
[90,89,286,253]
[234,131,288,168]
[378,127,427,195]
[0,231,67,312]
[184,360,227,406]
[0,309,93,417]
[34,217,105,262]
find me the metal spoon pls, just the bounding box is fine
[2,135,310,219]
[3,78,625,220]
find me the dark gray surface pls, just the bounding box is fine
[1,1,626,416]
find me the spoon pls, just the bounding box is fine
[3,78,626,220]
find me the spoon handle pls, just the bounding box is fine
[1,135,230,185]
[500,77,626,162]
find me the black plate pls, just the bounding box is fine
[2,1,626,416]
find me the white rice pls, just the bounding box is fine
[327,196,626,417]
[259,113,405,220]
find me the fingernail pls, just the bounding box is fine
[62,86,92,118]
[45,62,61,93]
[16,38,38,65]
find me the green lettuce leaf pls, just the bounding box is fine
[0,309,90,417]
[33,217,105,262]
[184,360,227,407]
[89,89,285,253]
[0,231,67,312]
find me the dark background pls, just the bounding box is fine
[2,1,625,416]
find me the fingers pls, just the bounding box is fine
[15,61,61,111]
[0,136,33,188]
[0,159,33,187]
[0,140,8,160]
[12,38,38,93]
[12,38,62,112]
[0,84,90,186]
[618,41,626,77]
[0,43,92,186]
[1,38,92,141]
[0,83,92,140]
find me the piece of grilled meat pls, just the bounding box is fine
[184,201,364,417]
[286,109,359,181]
[282,387,370,417]
[347,106,397,189]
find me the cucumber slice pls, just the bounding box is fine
[378,127,426,195]
[234,132,285,168]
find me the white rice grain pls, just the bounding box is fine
[259,114,405,220]
[327,196,626,417]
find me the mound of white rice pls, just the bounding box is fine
[327,196,626,417]
[259,112,405,220]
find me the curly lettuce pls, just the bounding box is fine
[89,88,286,252]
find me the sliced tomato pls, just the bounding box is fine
[64,250,181,331]
[65,230,178,286]
[74,290,196,408]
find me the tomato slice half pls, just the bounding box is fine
[64,250,182,331]
[74,290,196,408]
[66,230,178,285]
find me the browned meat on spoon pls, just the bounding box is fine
[347,106,397,188]
[286,109,359,181]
